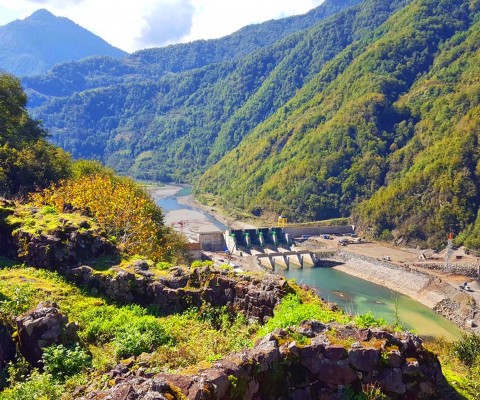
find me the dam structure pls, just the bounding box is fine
[224,226,354,270]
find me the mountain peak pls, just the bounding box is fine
[28,9,56,20]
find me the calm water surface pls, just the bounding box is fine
[154,185,462,341]
[277,265,462,341]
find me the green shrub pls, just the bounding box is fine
[80,305,174,359]
[42,344,91,381]
[191,260,214,269]
[155,261,173,270]
[41,206,57,215]
[0,284,37,321]
[113,318,172,358]
[453,333,480,368]
[256,293,348,338]
[0,370,63,400]
[354,312,387,329]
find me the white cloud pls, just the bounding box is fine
[0,0,325,52]
[136,0,195,48]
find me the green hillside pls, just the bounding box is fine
[197,0,480,249]
[23,0,361,98]
[21,0,480,250]
[24,0,367,181]
[0,9,127,77]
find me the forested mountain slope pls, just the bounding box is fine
[26,0,401,181]
[23,0,361,98]
[0,9,127,77]
[198,0,480,249]
[22,0,480,249]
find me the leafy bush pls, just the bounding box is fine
[354,312,387,329]
[42,344,91,381]
[453,333,480,368]
[41,206,57,215]
[190,260,214,269]
[0,284,37,321]
[0,370,63,400]
[256,293,348,338]
[113,318,172,358]
[79,305,174,359]
[30,173,188,263]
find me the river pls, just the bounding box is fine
[152,185,462,341]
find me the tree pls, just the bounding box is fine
[31,173,188,262]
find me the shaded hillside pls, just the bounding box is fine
[25,0,402,181]
[0,9,127,77]
[23,0,361,98]
[197,0,480,249]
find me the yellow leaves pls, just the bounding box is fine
[31,173,187,262]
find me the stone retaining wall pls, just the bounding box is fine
[334,251,433,299]
[408,262,480,278]
[79,322,446,400]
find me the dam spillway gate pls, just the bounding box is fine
[224,227,321,270]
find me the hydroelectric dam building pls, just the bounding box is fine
[196,225,355,270]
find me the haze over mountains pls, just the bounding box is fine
[0,9,127,77]
[17,0,480,250]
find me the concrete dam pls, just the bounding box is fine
[224,226,354,270]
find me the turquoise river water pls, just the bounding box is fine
[154,186,462,342]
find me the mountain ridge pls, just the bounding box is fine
[20,0,480,250]
[0,9,127,77]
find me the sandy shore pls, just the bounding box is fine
[177,193,255,230]
[147,185,222,242]
[147,184,184,199]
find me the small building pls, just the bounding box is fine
[197,231,225,251]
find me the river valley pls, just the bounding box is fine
[151,184,463,341]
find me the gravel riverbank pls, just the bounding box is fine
[332,250,479,334]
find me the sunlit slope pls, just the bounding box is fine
[197,0,480,249]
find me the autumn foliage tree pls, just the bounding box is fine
[31,171,188,262]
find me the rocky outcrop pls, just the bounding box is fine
[79,322,445,400]
[14,226,116,272]
[70,265,292,323]
[0,322,15,372]
[15,302,78,367]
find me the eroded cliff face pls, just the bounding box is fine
[78,321,445,400]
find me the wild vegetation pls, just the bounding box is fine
[0,74,71,197]
[21,0,480,250]
[2,0,480,396]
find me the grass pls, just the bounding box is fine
[1,262,478,399]
[425,337,480,399]
[0,264,258,398]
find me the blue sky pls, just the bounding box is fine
[0,0,325,52]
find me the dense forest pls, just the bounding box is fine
[22,0,480,250]
[197,0,480,249]
[24,0,364,180]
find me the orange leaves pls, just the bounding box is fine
[31,174,187,262]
